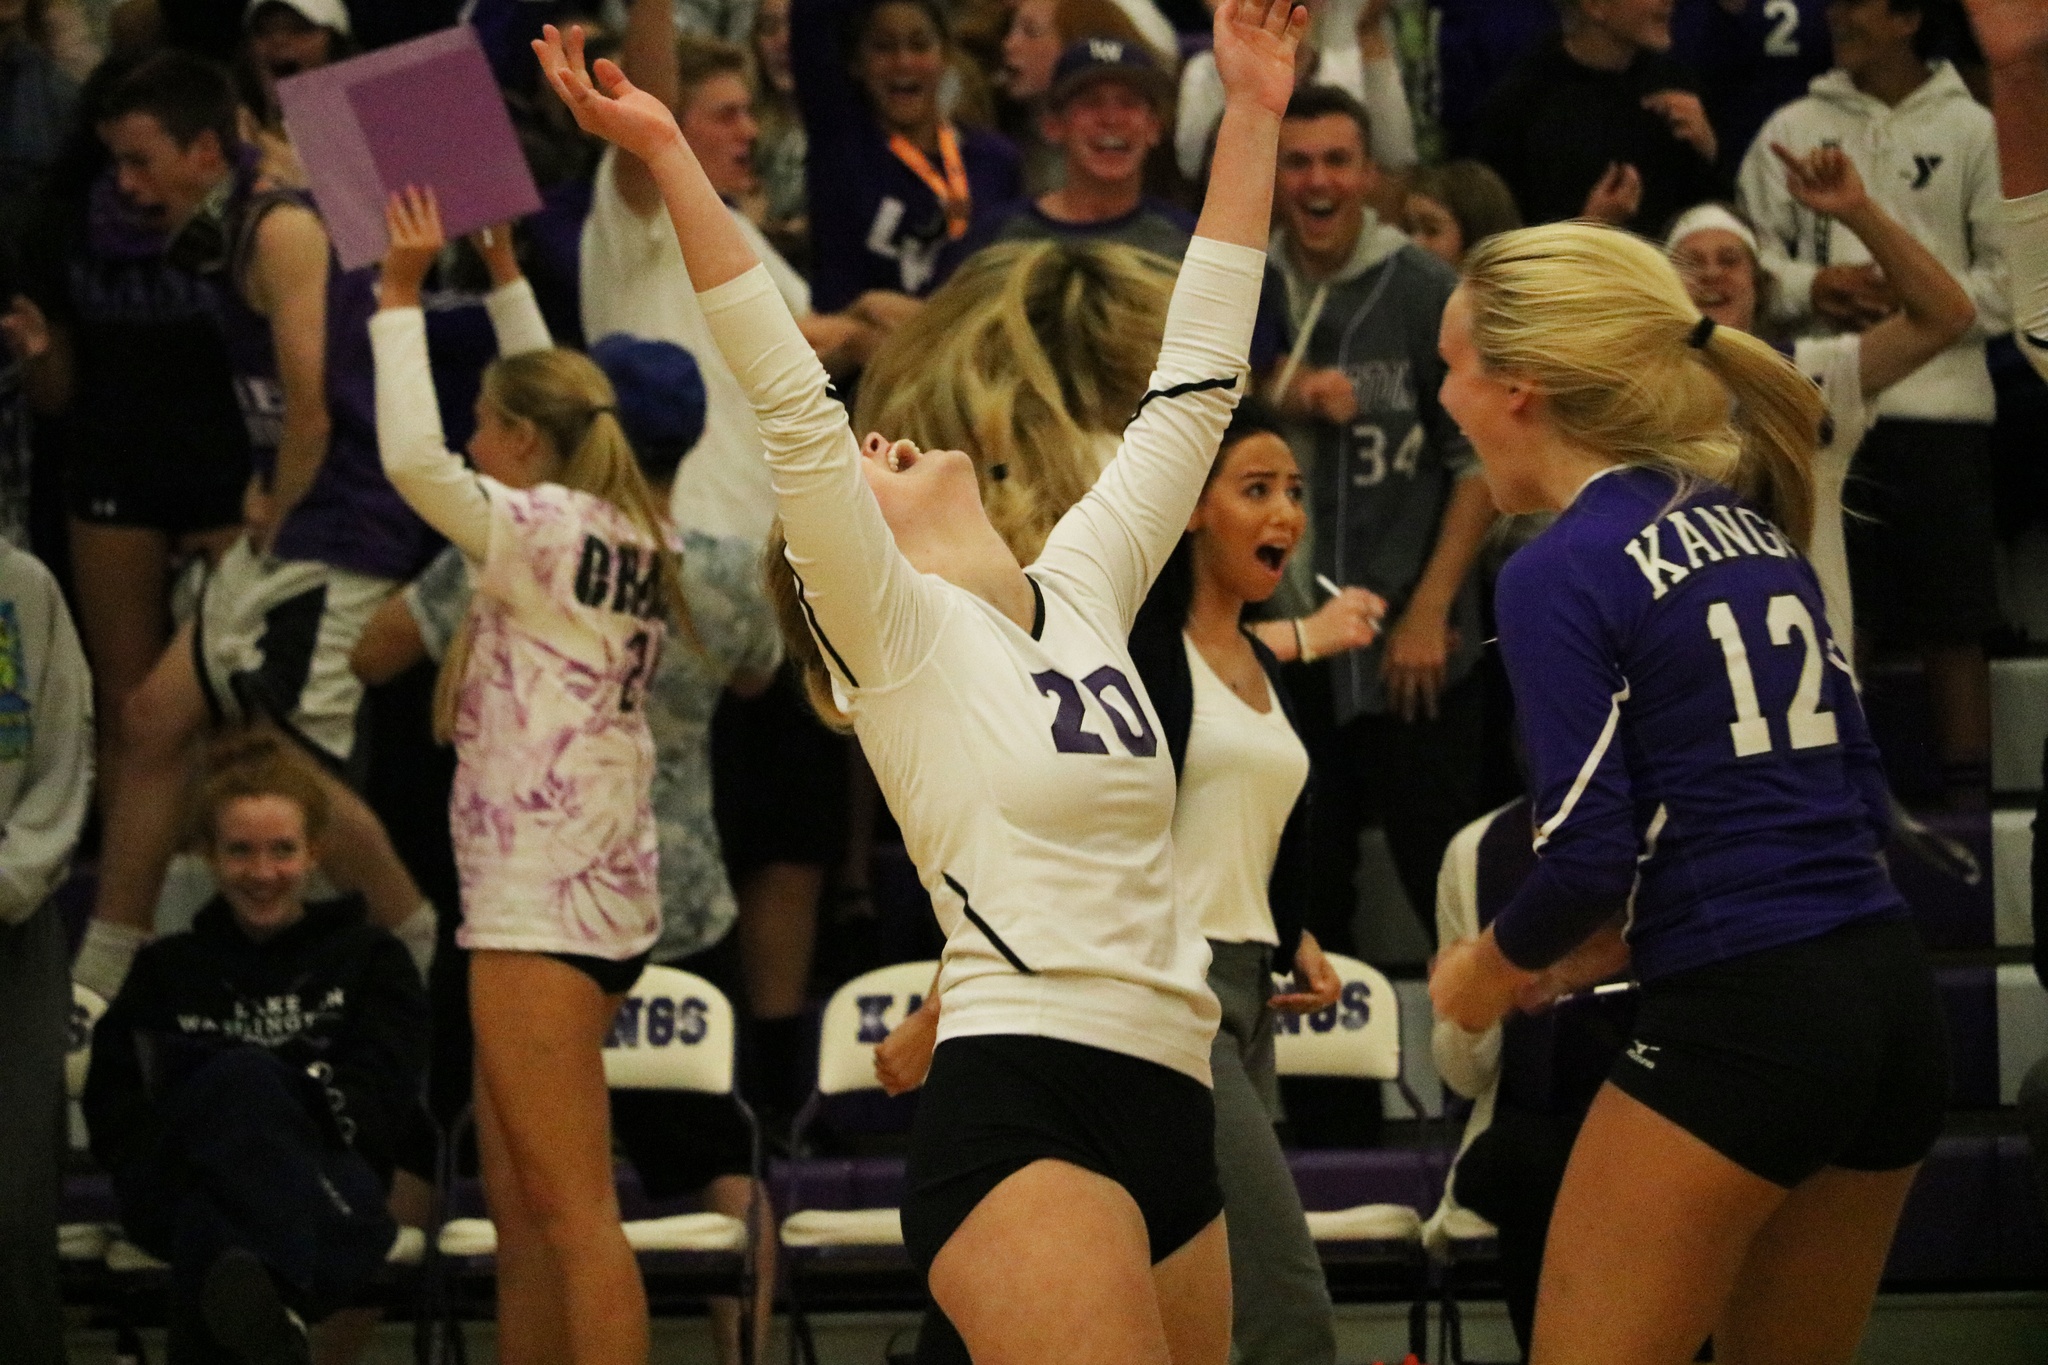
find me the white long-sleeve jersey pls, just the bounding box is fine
[1736,61,2008,423]
[2000,187,2048,385]
[702,237,1266,1085]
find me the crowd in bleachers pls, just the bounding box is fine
[0,0,2045,1362]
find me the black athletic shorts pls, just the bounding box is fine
[68,430,250,535]
[1842,418,2001,645]
[546,948,652,996]
[610,939,755,1198]
[902,1034,1222,1274]
[1609,916,1949,1189]
[710,667,849,877]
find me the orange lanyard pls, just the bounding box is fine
[887,124,972,241]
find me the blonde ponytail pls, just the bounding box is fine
[1459,222,1823,551]
[432,350,696,743]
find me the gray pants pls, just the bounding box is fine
[0,901,68,1365]
[1208,940,1335,1365]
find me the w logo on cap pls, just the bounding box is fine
[1088,38,1126,61]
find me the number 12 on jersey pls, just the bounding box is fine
[1706,594,1839,757]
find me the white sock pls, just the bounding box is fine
[73,919,150,1000]
[392,902,437,984]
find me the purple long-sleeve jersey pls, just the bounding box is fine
[1492,465,1906,981]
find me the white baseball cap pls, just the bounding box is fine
[245,0,353,38]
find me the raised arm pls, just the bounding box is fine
[535,25,937,691]
[370,191,549,561]
[1770,143,1975,396]
[1034,0,1303,631]
[1966,0,2048,382]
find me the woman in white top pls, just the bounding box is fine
[534,4,1301,1358]
[371,201,682,1365]
[1665,145,1975,657]
[1129,401,1382,1365]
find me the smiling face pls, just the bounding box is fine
[1002,0,1061,99]
[1043,78,1161,190]
[1277,113,1377,275]
[209,794,315,942]
[99,111,231,228]
[856,1,947,137]
[1188,431,1307,605]
[1671,227,1759,334]
[1437,288,1551,514]
[1404,191,1464,267]
[680,71,760,199]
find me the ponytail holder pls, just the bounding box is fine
[989,463,1008,482]
[589,404,616,417]
[1687,316,1717,350]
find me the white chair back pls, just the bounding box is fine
[813,960,939,1096]
[67,983,107,1102]
[1272,953,1401,1082]
[602,965,737,1095]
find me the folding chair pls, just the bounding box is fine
[1273,952,1434,1359]
[431,964,758,1363]
[780,960,938,1365]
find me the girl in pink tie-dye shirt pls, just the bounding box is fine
[369,189,682,1365]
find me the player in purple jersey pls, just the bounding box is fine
[1429,221,1946,1364]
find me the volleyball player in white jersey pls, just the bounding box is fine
[535,4,1301,1359]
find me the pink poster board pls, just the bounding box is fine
[277,26,541,271]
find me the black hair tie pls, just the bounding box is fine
[1687,316,1718,350]
[989,463,1008,482]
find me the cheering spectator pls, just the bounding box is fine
[84,733,429,1365]
[16,54,249,826]
[1468,0,1724,230]
[71,53,438,1004]
[0,535,91,1365]
[1737,0,2007,805]
[1177,0,1415,183]
[1257,85,1495,943]
[791,0,1021,310]
[976,37,1191,254]
[1401,157,1521,268]
[997,0,1159,192]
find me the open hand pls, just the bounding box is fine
[1581,162,1643,225]
[1771,142,1872,222]
[1381,604,1453,721]
[1270,930,1343,1014]
[533,23,686,164]
[1213,0,1310,119]
[379,186,445,309]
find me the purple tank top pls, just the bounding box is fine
[219,184,433,580]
